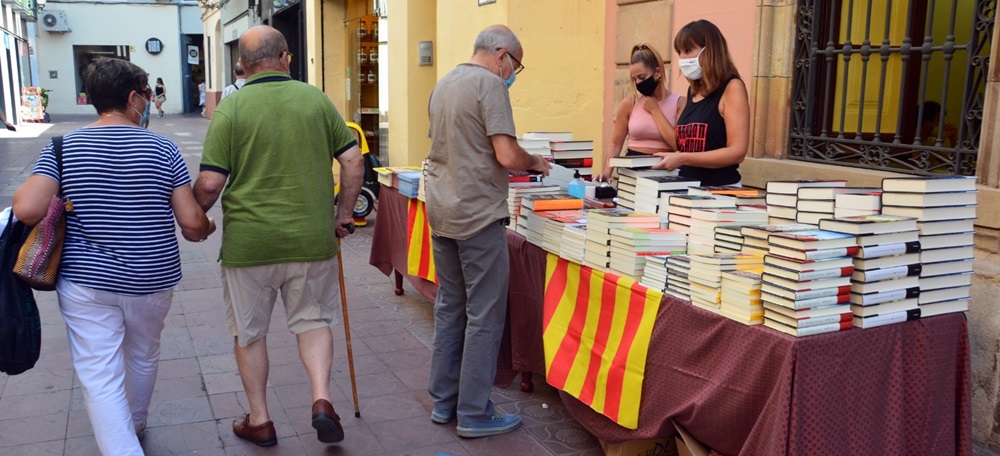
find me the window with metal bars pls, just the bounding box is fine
[789,0,994,176]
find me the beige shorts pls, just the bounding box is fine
[222,257,341,347]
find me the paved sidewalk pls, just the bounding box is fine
[0,114,604,455]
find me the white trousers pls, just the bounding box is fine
[58,278,173,456]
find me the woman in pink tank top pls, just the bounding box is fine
[596,43,686,182]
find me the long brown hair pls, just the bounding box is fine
[674,20,739,97]
[629,43,668,95]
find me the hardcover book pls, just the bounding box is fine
[881,204,977,222]
[767,230,857,251]
[818,214,919,234]
[766,180,847,195]
[763,318,852,336]
[798,186,880,200]
[881,190,977,208]
[880,175,976,193]
[853,308,921,329]
[609,155,661,168]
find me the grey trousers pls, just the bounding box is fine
[428,219,510,425]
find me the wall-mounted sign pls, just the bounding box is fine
[145,38,163,55]
[187,45,200,65]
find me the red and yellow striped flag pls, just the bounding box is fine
[406,198,437,283]
[542,254,663,429]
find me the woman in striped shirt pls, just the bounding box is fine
[13,58,215,455]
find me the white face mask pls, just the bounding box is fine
[678,47,705,80]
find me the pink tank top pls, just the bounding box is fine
[627,92,681,150]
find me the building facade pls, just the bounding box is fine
[34,0,203,116]
[201,0,1000,450]
[1,0,39,126]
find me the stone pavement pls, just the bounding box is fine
[0,114,605,455]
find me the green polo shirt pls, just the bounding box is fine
[202,71,358,267]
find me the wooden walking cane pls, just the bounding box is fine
[336,232,361,418]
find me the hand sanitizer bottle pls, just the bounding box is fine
[567,170,585,199]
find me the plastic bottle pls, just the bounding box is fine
[567,170,586,199]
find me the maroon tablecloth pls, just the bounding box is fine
[369,185,971,455]
[561,299,971,456]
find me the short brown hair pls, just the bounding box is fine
[674,20,739,96]
[85,58,148,114]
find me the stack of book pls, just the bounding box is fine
[632,176,700,214]
[796,186,880,225]
[719,271,764,325]
[560,224,588,264]
[540,211,587,254]
[583,209,661,271]
[880,176,977,317]
[550,140,595,180]
[834,190,883,218]
[664,254,692,300]
[819,214,922,328]
[760,229,857,336]
[507,184,561,230]
[615,168,675,211]
[664,194,737,235]
[765,180,846,224]
[687,254,764,312]
[640,255,670,292]
[687,208,769,255]
[375,166,422,189]
[418,160,429,202]
[713,226,746,254]
[739,223,818,256]
[397,172,422,198]
[516,194,583,243]
[518,132,563,158]
[689,186,767,209]
[608,227,686,279]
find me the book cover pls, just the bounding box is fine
[763,318,851,336]
[851,298,919,317]
[636,175,701,191]
[762,291,851,310]
[881,190,977,208]
[797,186,881,201]
[882,204,977,222]
[852,264,922,282]
[880,175,977,193]
[609,155,661,168]
[763,301,853,319]
[768,244,860,261]
[853,308,921,329]
[849,287,920,306]
[763,254,854,272]
[856,241,921,259]
[520,194,583,211]
[766,180,847,195]
[767,263,854,281]
[767,310,852,328]
[767,230,857,251]
[818,214,919,235]
[688,185,762,197]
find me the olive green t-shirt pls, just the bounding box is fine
[201,71,358,267]
[426,64,516,240]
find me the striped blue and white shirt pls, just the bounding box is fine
[32,126,191,296]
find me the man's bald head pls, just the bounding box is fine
[239,26,289,75]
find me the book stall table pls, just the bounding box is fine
[368,185,971,455]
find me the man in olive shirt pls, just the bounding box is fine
[425,24,550,438]
[194,25,363,447]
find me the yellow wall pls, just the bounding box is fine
[433,1,606,153]
[387,0,437,167]
[321,0,348,113]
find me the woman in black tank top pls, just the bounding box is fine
[652,20,750,187]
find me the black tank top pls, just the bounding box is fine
[676,75,741,186]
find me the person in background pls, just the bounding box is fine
[12,58,214,455]
[652,19,750,187]
[920,101,959,148]
[425,24,551,439]
[154,77,166,118]
[0,108,16,131]
[198,80,207,117]
[140,82,153,128]
[220,62,247,101]
[596,43,685,182]
[194,25,364,448]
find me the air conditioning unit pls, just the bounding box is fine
[40,11,71,33]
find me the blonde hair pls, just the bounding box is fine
[629,43,668,95]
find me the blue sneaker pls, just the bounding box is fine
[431,408,455,424]
[456,412,521,438]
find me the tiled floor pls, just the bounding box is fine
[0,114,605,455]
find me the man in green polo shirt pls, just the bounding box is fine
[194,25,363,448]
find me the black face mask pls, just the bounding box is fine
[635,75,658,97]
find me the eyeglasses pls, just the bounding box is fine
[281,51,293,64]
[497,48,524,75]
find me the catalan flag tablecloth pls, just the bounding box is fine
[543,254,663,429]
[406,198,437,283]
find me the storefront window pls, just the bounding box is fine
[73,45,130,105]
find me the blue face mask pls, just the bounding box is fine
[503,58,516,89]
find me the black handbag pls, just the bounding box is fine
[0,210,42,375]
